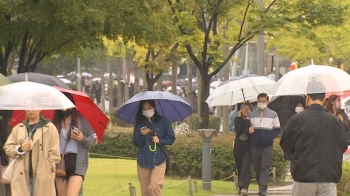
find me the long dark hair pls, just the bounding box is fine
[53,93,79,140]
[135,100,161,124]
[325,95,339,113]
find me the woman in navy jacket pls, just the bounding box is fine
[133,100,175,196]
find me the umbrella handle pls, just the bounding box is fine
[241,88,246,102]
[149,142,157,152]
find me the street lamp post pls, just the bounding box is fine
[198,129,217,191]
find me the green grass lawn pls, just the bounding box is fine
[84,158,258,196]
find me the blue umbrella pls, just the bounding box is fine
[116,91,192,124]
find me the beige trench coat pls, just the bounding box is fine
[3,122,60,196]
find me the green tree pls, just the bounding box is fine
[0,0,164,75]
[167,0,346,128]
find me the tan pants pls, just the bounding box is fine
[292,182,337,196]
[137,162,166,196]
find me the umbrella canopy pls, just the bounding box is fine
[116,91,192,124]
[0,81,75,110]
[272,65,350,96]
[8,72,71,89]
[60,78,71,84]
[8,87,109,143]
[206,75,276,107]
[54,86,109,143]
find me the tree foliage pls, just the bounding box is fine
[166,0,347,128]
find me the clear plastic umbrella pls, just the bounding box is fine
[206,75,276,107]
[272,65,350,96]
[0,81,75,110]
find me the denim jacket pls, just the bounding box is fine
[133,116,175,168]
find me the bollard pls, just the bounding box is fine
[272,167,276,184]
[129,182,136,196]
[198,129,216,191]
[193,181,198,193]
[233,174,238,191]
[188,176,193,196]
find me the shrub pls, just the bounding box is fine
[92,131,287,182]
[338,161,350,195]
[109,108,133,127]
[68,83,77,90]
[191,114,221,131]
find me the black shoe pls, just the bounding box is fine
[259,190,266,196]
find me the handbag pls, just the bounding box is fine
[56,138,68,177]
[2,158,16,182]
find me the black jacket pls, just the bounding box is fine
[280,104,348,183]
[234,116,250,141]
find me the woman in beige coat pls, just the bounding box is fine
[3,109,61,196]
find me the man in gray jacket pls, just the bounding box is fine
[280,81,348,196]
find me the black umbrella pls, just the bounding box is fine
[268,95,305,129]
[8,73,71,89]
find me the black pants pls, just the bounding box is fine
[234,140,252,190]
[251,146,273,192]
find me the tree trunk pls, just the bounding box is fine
[7,50,16,76]
[143,69,148,91]
[222,45,231,135]
[100,58,106,113]
[134,63,140,94]
[187,57,193,131]
[117,58,123,108]
[198,73,210,129]
[17,33,29,73]
[108,60,114,115]
[125,57,131,101]
[171,65,177,95]
[156,75,162,91]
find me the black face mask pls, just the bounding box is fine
[61,109,72,118]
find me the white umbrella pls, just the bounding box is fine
[59,78,71,84]
[166,86,183,95]
[82,72,92,77]
[272,65,350,96]
[0,81,76,110]
[92,77,101,82]
[206,75,276,107]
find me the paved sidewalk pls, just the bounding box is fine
[214,184,292,196]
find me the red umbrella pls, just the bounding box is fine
[9,87,109,143]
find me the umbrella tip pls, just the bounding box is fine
[310,59,314,65]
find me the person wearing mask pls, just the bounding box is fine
[295,102,305,113]
[248,93,281,196]
[133,100,176,196]
[280,81,348,196]
[234,103,254,196]
[54,93,97,196]
[3,107,61,196]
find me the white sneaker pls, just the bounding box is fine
[241,188,248,196]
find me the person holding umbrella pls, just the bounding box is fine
[234,102,253,196]
[280,81,348,196]
[3,104,61,196]
[53,93,98,196]
[133,100,176,196]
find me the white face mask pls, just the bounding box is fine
[143,109,155,118]
[257,103,267,110]
[295,107,304,113]
[336,102,340,109]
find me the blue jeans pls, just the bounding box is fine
[29,178,33,196]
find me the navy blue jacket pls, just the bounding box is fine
[133,116,175,168]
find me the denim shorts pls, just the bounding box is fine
[60,153,84,181]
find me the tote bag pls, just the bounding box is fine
[2,158,16,182]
